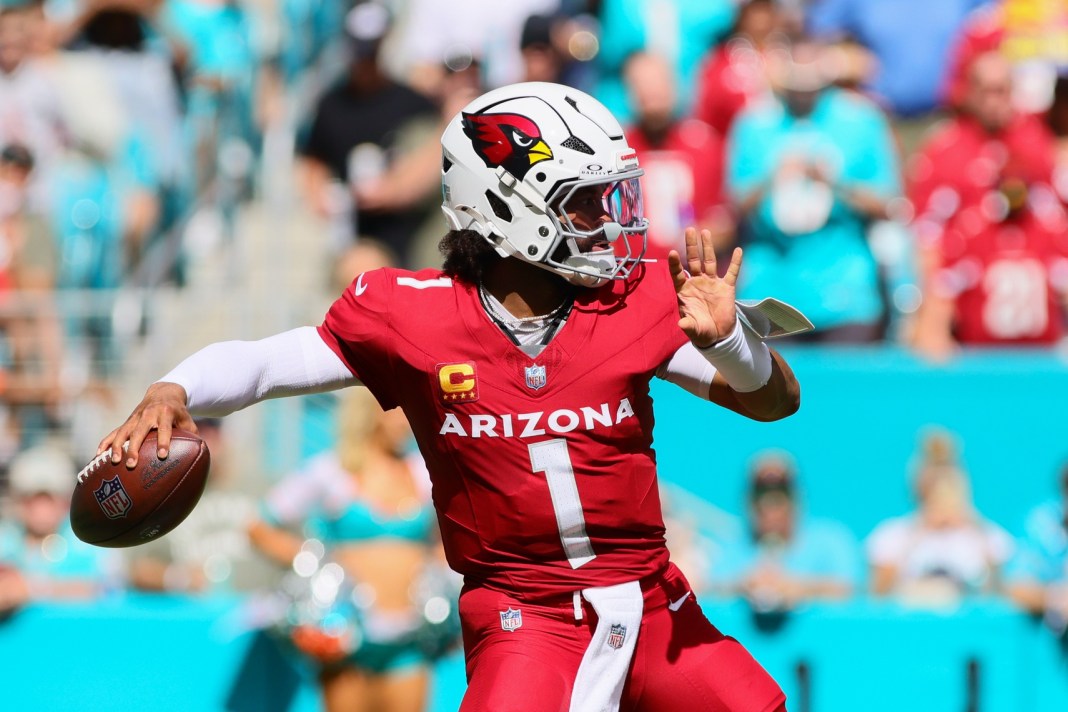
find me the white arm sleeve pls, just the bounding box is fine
[157,326,359,416]
[655,342,718,399]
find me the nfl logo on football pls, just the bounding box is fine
[500,607,523,632]
[524,364,547,390]
[94,477,133,519]
[607,623,627,650]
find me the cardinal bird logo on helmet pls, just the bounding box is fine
[462,112,553,180]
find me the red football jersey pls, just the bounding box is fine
[934,205,1068,344]
[318,263,690,598]
[908,114,1056,244]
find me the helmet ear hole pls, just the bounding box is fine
[485,191,513,222]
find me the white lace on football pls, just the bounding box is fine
[76,441,129,483]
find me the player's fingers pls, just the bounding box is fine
[177,411,198,435]
[98,428,120,457]
[684,227,701,276]
[667,250,688,291]
[105,418,137,463]
[156,418,173,460]
[124,418,158,469]
[724,247,743,287]
[701,229,717,276]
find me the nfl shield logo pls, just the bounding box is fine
[94,477,133,519]
[524,364,547,390]
[500,607,523,632]
[607,623,627,650]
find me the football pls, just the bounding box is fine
[70,430,211,548]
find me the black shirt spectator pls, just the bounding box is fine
[298,1,437,265]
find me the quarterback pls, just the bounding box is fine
[100,83,800,711]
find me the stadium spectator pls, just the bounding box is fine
[517,12,599,93]
[727,40,900,342]
[65,0,186,255]
[0,143,53,291]
[1007,462,1068,635]
[596,0,737,121]
[520,14,565,84]
[909,53,1068,358]
[347,50,484,270]
[391,0,558,95]
[248,388,446,712]
[298,1,438,266]
[0,441,122,614]
[0,143,62,449]
[709,451,861,611]
[867,429,1014,605]
[942,2,1004,111]
[909,167,1068,358]
[0,2,65,201]
[622,51,732,261]
[806,0,990,119]
[10,0,139,298]
[944,2,1068,117]
[909,51,1055,231]
[692,0,784,139]
[127,418,273,593]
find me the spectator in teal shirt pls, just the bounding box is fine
[0,442,122,615]
[1008,463,1068,635]
[727,41,901,342]
[708,450,862,612]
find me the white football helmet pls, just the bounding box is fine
[440,82,647,287]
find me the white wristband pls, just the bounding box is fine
[697,320,772,393]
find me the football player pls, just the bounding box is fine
[100,83,801,712]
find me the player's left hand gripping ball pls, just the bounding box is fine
[71,430,210,548]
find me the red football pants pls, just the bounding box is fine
[458,563,786,712]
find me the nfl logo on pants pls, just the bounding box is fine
[500,608,523,632]
[607,623,626,650]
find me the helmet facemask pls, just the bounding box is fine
[541,170,648,288]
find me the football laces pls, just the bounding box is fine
[76,441,130,484]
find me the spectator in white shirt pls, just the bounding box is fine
[867,429,1014,605]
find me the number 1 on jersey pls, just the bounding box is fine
[528,439,596,569]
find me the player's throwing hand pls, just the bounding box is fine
[97,382,196,467]
[668,228,742,348]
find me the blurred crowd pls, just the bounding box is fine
[665,431,1068,638]
[2,0,1068,706]
[0,0,1065,443]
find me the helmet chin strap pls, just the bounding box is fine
[555,247,618,289]
[540,221,629,288]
